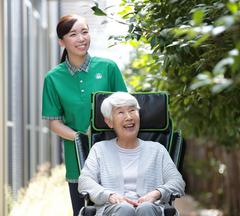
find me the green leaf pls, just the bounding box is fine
[91,5,107,16]
[190,79,212,90]
[216,15,235,27]
[118,5,134,16]
[211,80,232,94]
[227,2,238,14]
[193,34,210,47]
[190,73,212,90]
[212,26,225,36]
[192,9,204,25]
[213,57,234,75]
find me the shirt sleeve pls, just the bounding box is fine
[109,61,128,92]
[42,75,63,120]
[78,145,113,205]
[157,147,185,203]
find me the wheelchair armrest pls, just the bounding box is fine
[79,206,96,216]
[161,193,181,216]
[79,191,90,200]
[164,206,176,216]
[79,192,96,216]
[169,192,181,205]
[79,191,94,207]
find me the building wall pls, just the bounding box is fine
[0,0,6,214]
[2,0,62,207]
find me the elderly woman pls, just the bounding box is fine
[78,92,185,216]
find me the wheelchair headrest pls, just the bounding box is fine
[91,92,169,131]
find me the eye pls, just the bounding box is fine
[130,108,136,113]
[69,33,76,37]
[116,110,124,116]
[82,30,89,34]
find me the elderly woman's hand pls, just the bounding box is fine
[137,190,161,204]
[109,193,139,206]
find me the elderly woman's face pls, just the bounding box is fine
[106,105,140,138]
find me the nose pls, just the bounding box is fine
[77,33,85,41]
[125,112,132,120]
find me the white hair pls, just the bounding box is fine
[100,92,140,119]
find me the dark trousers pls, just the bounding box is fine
[68,182,84,216]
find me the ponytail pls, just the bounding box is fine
[60,48,67,63]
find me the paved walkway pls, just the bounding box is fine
[175,195,223,216]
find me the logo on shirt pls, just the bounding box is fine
[95,73,102,79]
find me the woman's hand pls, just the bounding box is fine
[109,193,139,207]
[137,190,161,204]
[50,119,77,141]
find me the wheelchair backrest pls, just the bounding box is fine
[90,92,173,151]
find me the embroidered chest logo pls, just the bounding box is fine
[95,73,102,79]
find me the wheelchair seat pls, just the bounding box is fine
[77,91,185,216]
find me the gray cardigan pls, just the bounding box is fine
[78,138,185,215]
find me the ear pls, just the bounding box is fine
[58,39,65,48]
[104,117,113,129]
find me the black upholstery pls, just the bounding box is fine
[92,92,169,131]
[91,119,173,150]
[75,133,89,171]
[90,92,173,150]
[81,207,96,216]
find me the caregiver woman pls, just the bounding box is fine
[42,14,127,216]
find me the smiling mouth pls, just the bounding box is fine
[76,44,86,49]
[123,123,135,129]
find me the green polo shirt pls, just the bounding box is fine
[42,56,127,181]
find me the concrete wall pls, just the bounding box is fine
[0,0,6,214]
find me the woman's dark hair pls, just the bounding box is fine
[56,15,78,63]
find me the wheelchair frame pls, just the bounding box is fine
[76,91,185,216]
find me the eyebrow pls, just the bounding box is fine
[114,106,136,110]
[69,28,87,33]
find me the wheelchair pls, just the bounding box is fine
[75,92,185,216]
